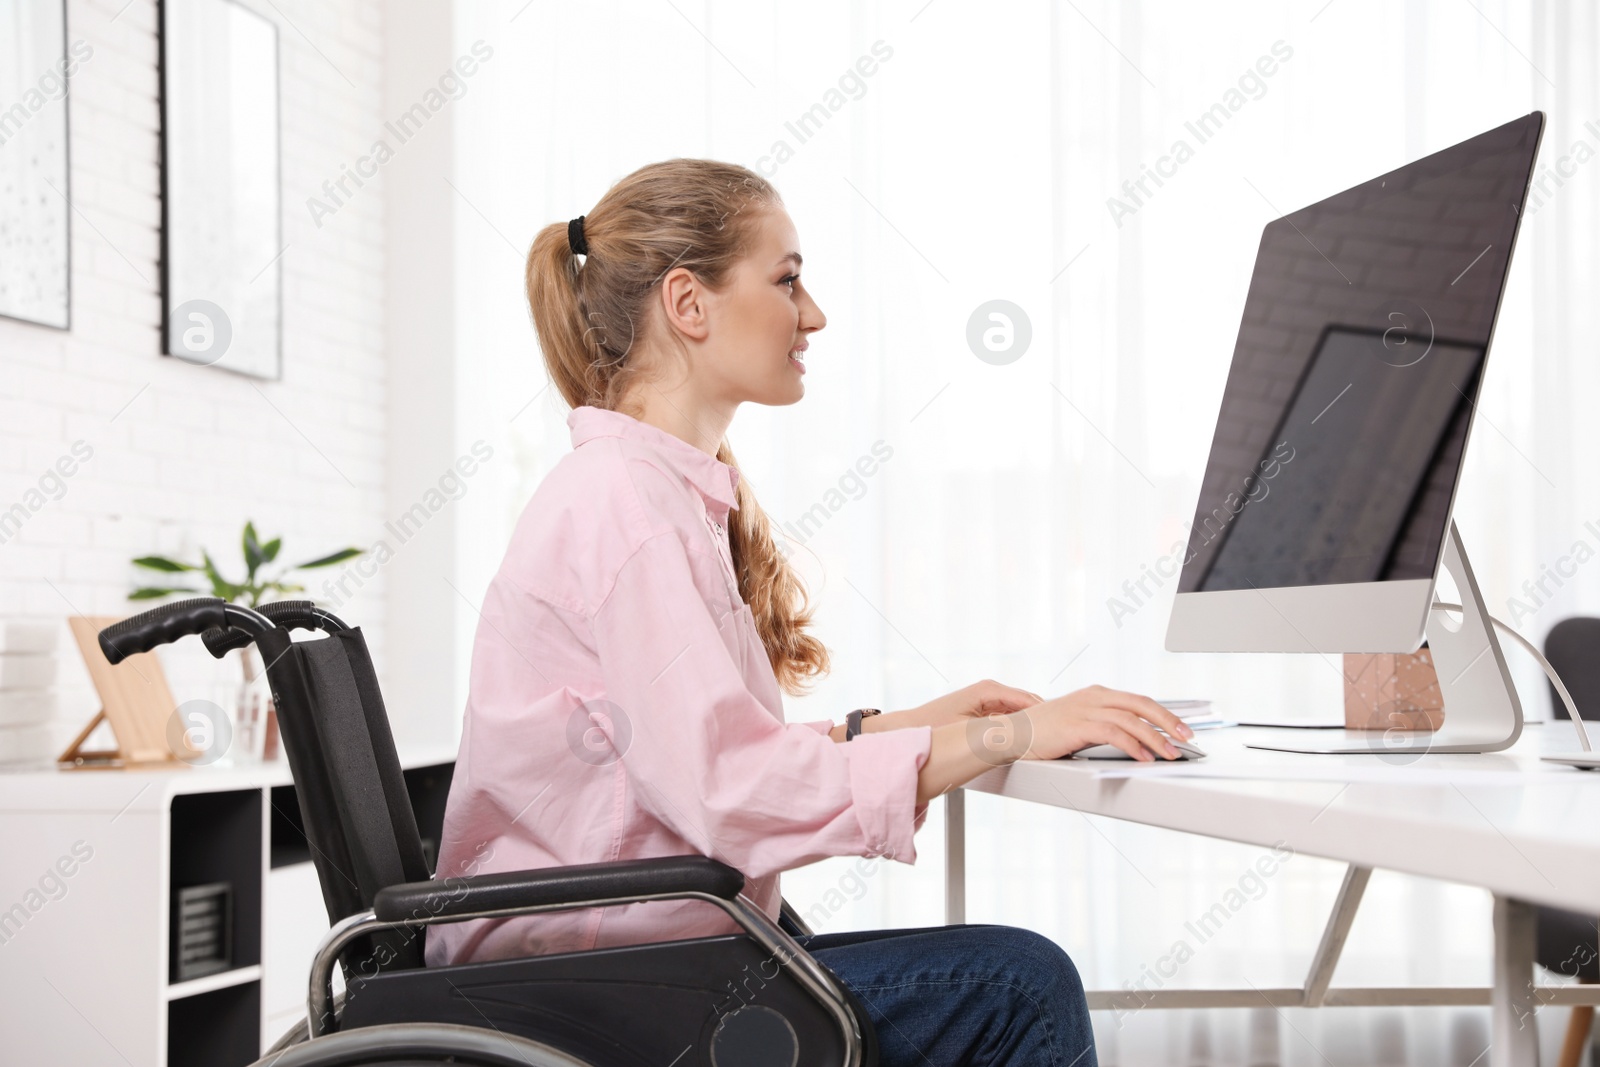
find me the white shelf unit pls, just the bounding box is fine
[165,964,263,1002]
[0,745,456,1066]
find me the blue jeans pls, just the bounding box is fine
[793,923,1098,1067]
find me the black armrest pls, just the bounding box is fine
[373,855,745,923]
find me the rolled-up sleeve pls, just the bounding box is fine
[590,529,932,876]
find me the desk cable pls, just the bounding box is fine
[1432,601,1593,753]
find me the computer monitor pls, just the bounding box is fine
[1166,113,1544,657]
[1164,113,1549,756]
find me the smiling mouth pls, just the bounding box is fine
[788,344,807,375]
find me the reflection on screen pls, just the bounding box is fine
[1179,114,1540,593]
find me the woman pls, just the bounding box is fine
[428,158,1192,1066]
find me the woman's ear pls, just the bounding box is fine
[659,266,711,342]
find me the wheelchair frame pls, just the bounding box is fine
[309,893,860,1056]
[98,597,874,1067]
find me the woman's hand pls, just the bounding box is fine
[1004,685,1193,762]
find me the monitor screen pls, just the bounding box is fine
[1178,113,1542,594]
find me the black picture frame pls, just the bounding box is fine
[0,0,74,332]
[158,0,284,380]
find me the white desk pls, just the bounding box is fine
[947,722,1600,1067]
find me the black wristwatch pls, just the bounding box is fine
[844,708,882,741]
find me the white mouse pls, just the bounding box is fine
[1070,738,1207,761]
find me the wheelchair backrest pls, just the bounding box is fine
[256,625,433,969]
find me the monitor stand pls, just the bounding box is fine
[1246,521,1523,756]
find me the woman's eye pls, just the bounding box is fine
[779,274,799,289]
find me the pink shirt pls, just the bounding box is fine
[426,405,933,966]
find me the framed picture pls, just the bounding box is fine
[160,0,281,378]
[0,0,74,330]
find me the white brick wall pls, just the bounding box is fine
[0,0,390,763]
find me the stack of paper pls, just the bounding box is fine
[1158,699,1230,729]
[0,622,60,764]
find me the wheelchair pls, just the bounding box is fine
[99,597,881,1066]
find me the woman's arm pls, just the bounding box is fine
[824,680,1193,801]
[824,679,1045,742]
[912,686,1194,804]
[590,527,935,872]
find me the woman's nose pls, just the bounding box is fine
[801,292,826,333]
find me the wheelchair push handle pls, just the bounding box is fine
[98,596,272,664]
[200,600,351,658]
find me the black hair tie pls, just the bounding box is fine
[568,215,588,256]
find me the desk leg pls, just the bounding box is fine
[1491,895,1540,1067]
[945,789,965,925]
[1303,865,1371,1007]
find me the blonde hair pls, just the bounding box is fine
[525,158,830,695]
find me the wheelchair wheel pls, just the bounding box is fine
[251,1022,599,1066]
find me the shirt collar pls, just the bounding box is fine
[568,406,741,516]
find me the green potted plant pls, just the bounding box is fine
[130,521,362,683]
[129,522,362,762]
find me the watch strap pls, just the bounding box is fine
[844,707,882,741]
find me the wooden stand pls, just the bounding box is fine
[59,616,192,769]
[1342,649,1446,731]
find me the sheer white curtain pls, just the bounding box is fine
[446,1,1599,1061]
